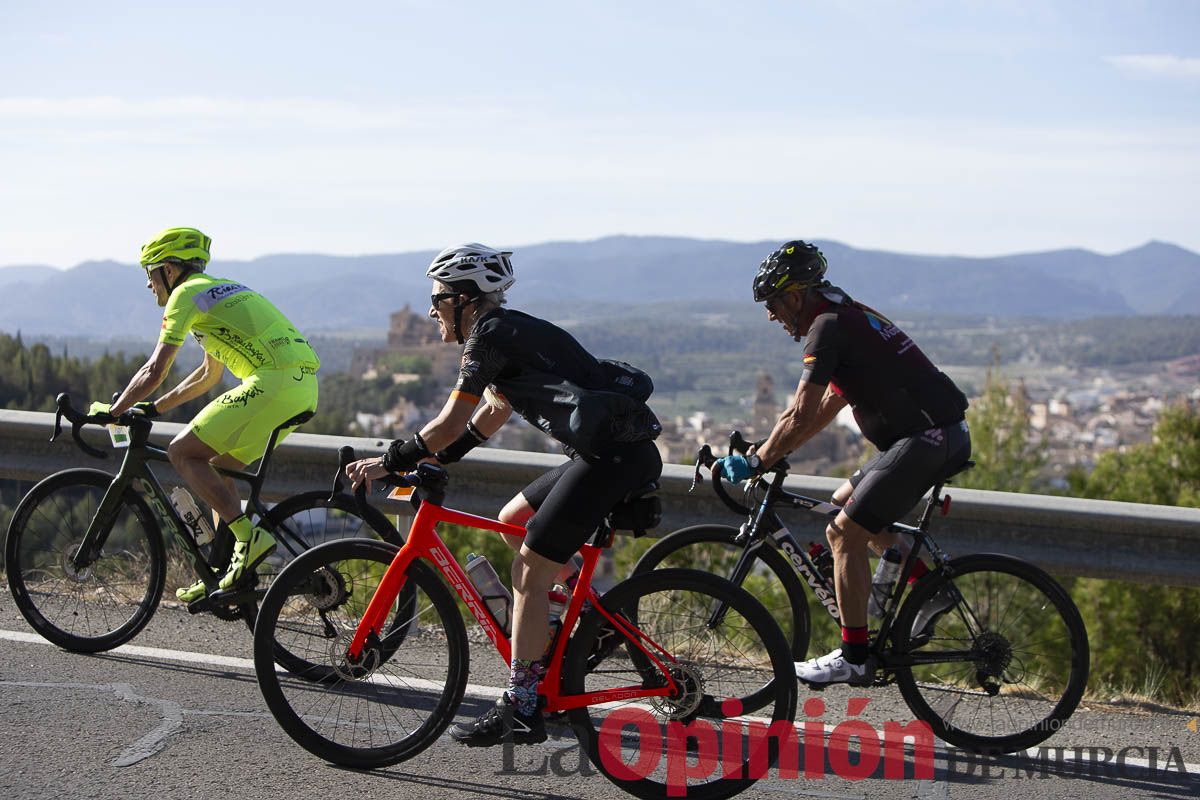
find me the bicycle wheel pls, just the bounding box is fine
[563,568,798,800]
[893,553,1089,754]
[5,468,166,652]
[633,524,811,662]
[253,539,468,768]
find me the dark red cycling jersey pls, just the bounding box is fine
[801,296,968,450]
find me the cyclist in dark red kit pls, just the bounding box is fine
[715,240,971,687]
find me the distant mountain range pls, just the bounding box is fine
[1,237,1197,339]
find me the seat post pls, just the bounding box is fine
[254,426,285,479]
[916,481,947,531]
[245,410,314,507]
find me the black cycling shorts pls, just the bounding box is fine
[519,440,662,564]
[844,420,971,533]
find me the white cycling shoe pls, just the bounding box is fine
[795,647,874,687]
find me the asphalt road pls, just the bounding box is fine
[1,597,1197,800]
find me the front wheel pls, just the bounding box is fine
[253,539,469,768]
[893,553,1089,754]
[250,489,415,676]
[563,568,798,800]
[4,469,166,652]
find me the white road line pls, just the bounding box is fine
[5,628,1198,783]
[0,628,508,701]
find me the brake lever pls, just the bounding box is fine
[728,430,752,455]
[689,444,715,493]
[51,407,64,444]
[330,445,354,502]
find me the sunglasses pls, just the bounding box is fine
[430,291,459,308]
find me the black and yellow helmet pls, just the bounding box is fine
[752,240,827,302]
[139,227,211,271]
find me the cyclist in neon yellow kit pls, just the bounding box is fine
[91,227,320,600]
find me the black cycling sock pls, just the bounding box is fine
[841,626,870,665]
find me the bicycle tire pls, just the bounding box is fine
[632,524,812,663]
[5,468,166,652]
[254,538,468,768]
[892,553,1089,754]
[253,490,415,679]
[563,568,799,800]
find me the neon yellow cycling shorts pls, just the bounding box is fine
[188,367,318,465]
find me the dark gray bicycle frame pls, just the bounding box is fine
[68,414,303,598]
[716,467,974,668]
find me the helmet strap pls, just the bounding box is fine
[451,296,482,345]
[791,287,814,335]
[160,262,198,295]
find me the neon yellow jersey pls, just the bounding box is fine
[158,273,320,380]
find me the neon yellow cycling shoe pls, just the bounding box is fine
[218,527,276,591]
[175,579,207,602]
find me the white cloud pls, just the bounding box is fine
[1105,54,1200,79]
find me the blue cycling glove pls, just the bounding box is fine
[715,455,753,483]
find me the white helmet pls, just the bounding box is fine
[426,242,515,296]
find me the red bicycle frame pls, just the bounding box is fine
[346,497,679,713]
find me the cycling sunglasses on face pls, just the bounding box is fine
[430,292,458,308]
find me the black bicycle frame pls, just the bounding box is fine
[704,459,959,662]
[61,396,306,598]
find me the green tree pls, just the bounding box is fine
[957,359,1045,492]
[1066,402,1200,705]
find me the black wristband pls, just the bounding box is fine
[435,422,489,465]
[382,432,432,474]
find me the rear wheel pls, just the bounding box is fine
[254,539,468,767]
[5,469,165,652]
[893,553,1089,754]
[563,568,798,800]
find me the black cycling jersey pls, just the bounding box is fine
[801,295,968,450]
[454,308,660,458]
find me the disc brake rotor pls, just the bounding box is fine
[60,548,93,582]
[330,629,381,681]
[651,663,706,720]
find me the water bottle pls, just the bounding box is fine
[561,553,584,589]
[808,543,835,586]
[548,587,569,622]
[869,547,903,618]
[465,553,513,636]
[169,487,215,546]
[544,587,569,655]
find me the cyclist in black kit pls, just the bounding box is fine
[345,243,662,745]
[714,240,971,687]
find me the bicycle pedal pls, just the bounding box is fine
[208,586,259,606]
[185,596,216,615]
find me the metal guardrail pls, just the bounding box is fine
[2,409,1199,585]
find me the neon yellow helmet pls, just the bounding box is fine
[139,227,212,271]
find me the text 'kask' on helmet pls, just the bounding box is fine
[426,243,515,296]
[752,240,828,302]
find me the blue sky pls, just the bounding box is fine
[2,1,1198,266]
